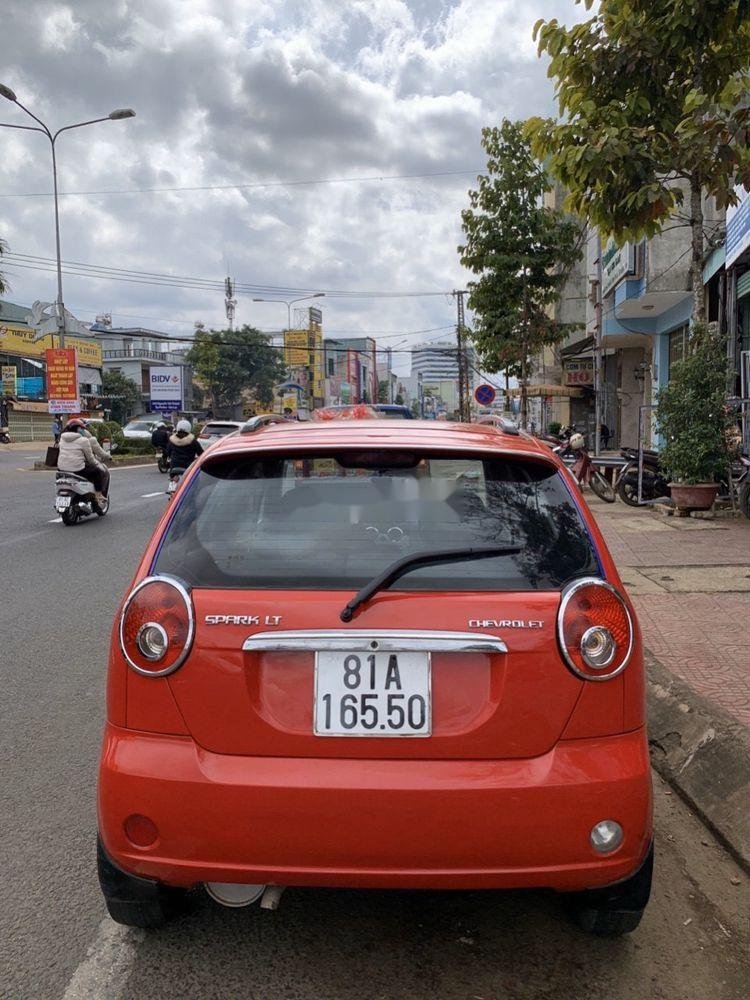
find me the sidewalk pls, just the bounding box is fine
[591,499,750,726]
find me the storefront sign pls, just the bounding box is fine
[563,359,594,386]
[284,330,309,368]
[726,186,750,268]
[46,348,80,413]
[149,365,183,413]
[1,365,17,395]
[0,322,102,365]
[601,238,636,296]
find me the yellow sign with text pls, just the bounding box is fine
[0,322,102,366]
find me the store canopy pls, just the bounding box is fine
[508,384,584,398]
[560,336,595,360]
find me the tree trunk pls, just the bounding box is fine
[690,174,706,324]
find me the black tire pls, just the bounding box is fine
[566,844,653,938]
[740,483,750,521]
[97,837,187,930]
[590,470,616,503]
[158,457,169,474]
[617,476,641,507]
[61,507,78,526]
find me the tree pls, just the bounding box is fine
[528,0,750,321]
[187,326,285,411]
[101,370,142,425]
[458,120,584,427]
[0,237,9,295]
[378,379,390,403]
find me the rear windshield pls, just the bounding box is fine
[153,451,598,591]
[126,422,152,431]
[204,424,238,436]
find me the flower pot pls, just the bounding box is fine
[668,482,718,511]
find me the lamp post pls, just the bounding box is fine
[0,85,135,348]
[253,293,325,407]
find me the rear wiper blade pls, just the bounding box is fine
[340,546,522,623]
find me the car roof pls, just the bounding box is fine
[203,418,557,463]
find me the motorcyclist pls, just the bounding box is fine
[57,418,110,503]
[166,419,202,475]
[151,421,170,451]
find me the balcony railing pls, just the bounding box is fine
[103,349,187,364]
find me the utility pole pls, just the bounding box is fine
[224,276,236,331]
[454,290,471,422]
[591,238,604,456]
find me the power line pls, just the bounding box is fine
[0,168,483,200]
[3,253,453,299]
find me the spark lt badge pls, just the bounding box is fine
[468,619,544,629]
[204,615,283,626]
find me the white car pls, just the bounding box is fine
[123,419,160,440]
[197,420,244,450]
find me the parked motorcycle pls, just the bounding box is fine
[740,457,750,520]
[54,471,109,525]
[616,448,671,507]
[0,429,10,444]
[554,433,615,502]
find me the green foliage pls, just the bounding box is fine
[394,393,404,405]
[120,437,155,456]
[547,421,562,436]
[378,379,390,403]
[527,0,750,320]
[101,370,142,424]
[187,326,285,410]
[88,419,125,454]
[458,120,583,396]
[656,324,731,484]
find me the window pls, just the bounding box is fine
[154,451,598,592]
[668,325,689,378]
[327,357,335,376]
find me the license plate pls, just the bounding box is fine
[314,650,431,737]
[55,496,71,510]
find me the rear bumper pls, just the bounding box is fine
[98,724,653,892]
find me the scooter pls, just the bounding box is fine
[560,434,616,502]
[0,426,10,444]
[166,469,185,501]
[616,448,671,507]
[54,472,109,526]
[155,449,169,474]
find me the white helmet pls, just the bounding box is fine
[176,419,192,433]
[569,432,585,451]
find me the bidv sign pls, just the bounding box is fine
[149,365,183,413]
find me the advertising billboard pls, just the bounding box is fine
[45,348,80,413]
[149,365,183,413]
[726,186,750,268]
[0,323,102,365]
[1,365,17,396]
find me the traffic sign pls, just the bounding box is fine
[474,383,496,406]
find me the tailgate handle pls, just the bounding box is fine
[242,630,507,653]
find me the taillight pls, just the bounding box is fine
[119,576,194,677]
[557,578,633,681]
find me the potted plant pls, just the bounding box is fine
[656,324,730,510]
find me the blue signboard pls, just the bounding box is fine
[726,189,750,267]
[474,383,496,406]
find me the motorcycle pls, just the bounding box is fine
[616,448,671,507]
[558,434,616,502]
[54,471,109,526]
[0,426,10,444]
[155,449,169,474]
[166,469,184,502]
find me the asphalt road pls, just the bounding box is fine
[1,450,748,1000]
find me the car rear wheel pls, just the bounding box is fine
[97,838,187,929]
[565,844,653,937]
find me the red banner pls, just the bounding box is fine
[46,348,79,412]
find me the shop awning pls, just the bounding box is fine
[508,384,584,398]
[560,336,595,360]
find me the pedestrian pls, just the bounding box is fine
[51,416,62,445]
[600,423,611,449]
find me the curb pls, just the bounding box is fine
[646,650,750,872]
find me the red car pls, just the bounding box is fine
[98,417,653,935]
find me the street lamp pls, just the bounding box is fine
[0,85,135,348]
[252,294,325,407]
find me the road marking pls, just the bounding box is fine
[140,491,164,498]
[62,916,142,1000]
[49,517,62,523]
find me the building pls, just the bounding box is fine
[400,340,478,418]
[0,298,104,440]
[323,336,378,405]
[91,320,193,417]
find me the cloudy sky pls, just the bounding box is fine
[0,0,586,373]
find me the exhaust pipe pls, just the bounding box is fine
[205,882,266,907]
